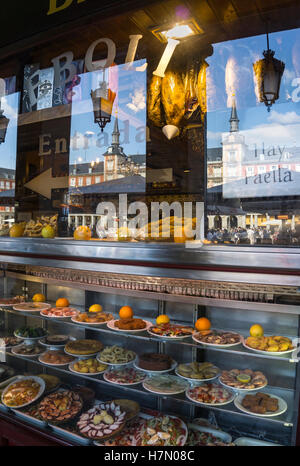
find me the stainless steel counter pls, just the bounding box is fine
[0,237,300,268]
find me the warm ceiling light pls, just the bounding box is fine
[162,24,194,40]
[151,19,203,43]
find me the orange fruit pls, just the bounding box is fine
[56,298,69,308]
[119,306,134,319]
[32,293,46,302]
[195,317,211,332]
[156,314,170,325]
[9,224,25,237]
[250,324,264,337]
[74,225,92,241]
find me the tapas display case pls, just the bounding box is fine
[0,241,299,446]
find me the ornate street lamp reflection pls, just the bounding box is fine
[253,31,285,112]
[90,71,116,132]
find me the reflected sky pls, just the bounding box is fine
[69,59,147,165]
[207,28,300,149]
[0,92,19,170]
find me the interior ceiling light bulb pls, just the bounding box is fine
[162,24,194,40]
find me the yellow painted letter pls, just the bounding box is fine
[47,0,73,15]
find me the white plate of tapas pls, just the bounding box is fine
[96,346,137,366]
[76,401,127,441]
[40,307,80,319]
[107,319,153,333]
[14,327,47,341]
[192,329,242,348]
[13,302,51,312]
[218,369,268,391]
[0,297,25,307]
[71,312,114,326]
[11,343,44,358]
[242,335,297,356]
[175,362,220,383]
[185,383,236,406]
[38,350,75,366]
[142,374,190,395]
[147,323,195,340]
[68,358,108,376]
[234,391,288,417]
[133,353,177,375]
[138,415,188,446]
[103,367,147,386]
[39,335,75,348]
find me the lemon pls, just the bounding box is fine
[156,314,170,325]
[249,324,264,337]
[32,293,46,302]
[237,373,251,383]
[89,304,103,313]
[42,225,55,239]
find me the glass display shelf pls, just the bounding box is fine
[1,307,299,363]
[2,351,295,428]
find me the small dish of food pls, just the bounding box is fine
[192,329,242,347]
[39,350,75,366]
[40,307,80,319]
[71,312,113,326]
[97,345,136,366]
[219,369,267,391]
[14,327,47,341]
[234,392,288,417]
[186,383,236,406]
[69,358,107,375]
[176,362,220,382]
[107,318,152,333]
[148,323,194,340]
[64,339,103,356]
[11,343,44,357]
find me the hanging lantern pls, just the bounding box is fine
[0,100,10,144]
[90,72,116,132]
[253,31,285,112]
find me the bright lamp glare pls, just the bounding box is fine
[162,24,194,39]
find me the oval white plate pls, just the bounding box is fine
[1,376,45,409]
[147,326,194,340]
[40,308,80,319]
[175,364,220,383]
[13,303,51,312]
[96,353,137,367]
[14,331,47,341]
[38,353,74,366]
[134,359,177,374]
[11,344,44,358]
[103,369,147,386]
[218,376,268,392]
[234,392,288,417]
[185,385,236,406]
[242,337,297,356]
[68,359,107,375]
[142,375,189,395]
[107,319,153,333]
[71,315,111,326]
[192,329,242,348]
